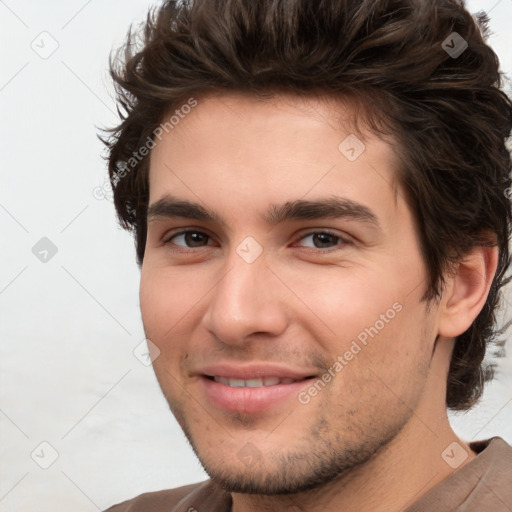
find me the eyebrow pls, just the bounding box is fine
[147,194,381,230]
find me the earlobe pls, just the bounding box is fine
[437,245,499,338]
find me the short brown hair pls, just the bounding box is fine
[99,0,512,410]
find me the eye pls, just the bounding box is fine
[163,230,213,248]
[162,229,350,252]
[295,231,349,250]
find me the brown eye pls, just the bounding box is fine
[165,230,211,248]
[296,231,348,250]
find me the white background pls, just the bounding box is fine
[1,1,512,510]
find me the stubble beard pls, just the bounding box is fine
[169,401,413,496]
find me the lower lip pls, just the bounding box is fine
[201,376,313,414]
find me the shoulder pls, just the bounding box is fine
[406,436,512,511]
[103,479,231,512]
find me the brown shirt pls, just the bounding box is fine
[104,437,512,511]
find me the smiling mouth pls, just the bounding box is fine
[204,375,314,387]
[200,372,317,413]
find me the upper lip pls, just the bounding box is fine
[196,362,317,380]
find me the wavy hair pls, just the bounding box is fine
[99,0,512,410]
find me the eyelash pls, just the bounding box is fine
[162,229,351,253]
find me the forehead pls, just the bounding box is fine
[148,92,404,228]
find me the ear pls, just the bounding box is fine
[437,244,499,338]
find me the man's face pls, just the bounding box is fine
[140,93,439,493]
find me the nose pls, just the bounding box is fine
[201,251,289,346]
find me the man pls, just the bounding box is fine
[101,0,512,510]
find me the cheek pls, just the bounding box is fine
[139,265,197,338]
[139,271,165,338]
[140,271,186,379]
[275,263,404,347]
[139,265,211,378]
[350,302,432,409]
[296,269,431,394]
[140,269,188,400]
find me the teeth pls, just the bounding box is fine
[213,376,297,387]
[246,378,264,387]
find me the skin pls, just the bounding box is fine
[139,92,498,512]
